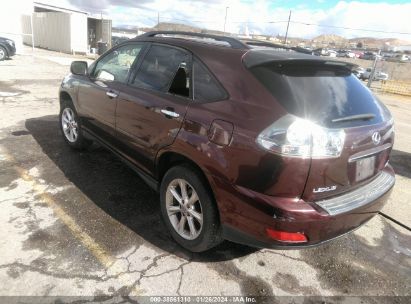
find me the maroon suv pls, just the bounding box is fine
[59,31,395,252]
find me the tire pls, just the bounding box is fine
[160,165,222,252]
[0,46,7,61]
[59,100,91,150]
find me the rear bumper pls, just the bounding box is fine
[212,166,395,248]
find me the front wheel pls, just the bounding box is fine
[59,102,91,150]
[0,46,7,61]
[160,165,222,252]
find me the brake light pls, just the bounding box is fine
[256,115,345,158]
[266,228,308,243]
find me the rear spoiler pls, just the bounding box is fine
[243,49,358,71]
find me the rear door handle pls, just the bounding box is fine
[160,109,180,118]
[106,90,118,98]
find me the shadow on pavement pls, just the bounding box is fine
[25,115,258,262]
[390,149,411,179]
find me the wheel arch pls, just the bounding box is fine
[156,151,221,220]
[60,91,74,108]
[157,151,209,184]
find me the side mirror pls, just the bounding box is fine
[70,61,88,75]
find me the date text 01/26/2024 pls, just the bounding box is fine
[149,296,257,303]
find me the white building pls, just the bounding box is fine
[388,45,411,52]
[0,0,33,53]
[0,1,112,54]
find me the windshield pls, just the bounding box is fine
[250,63,391,128]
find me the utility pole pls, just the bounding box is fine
[367,52,380,88]
[30,12,35,52]
[223,6,229,33]
[157,12,160,28]
[284,10,291,45]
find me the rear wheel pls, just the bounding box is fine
[0,46,7,61]
[59,101,91,150]
[160,165,222,252]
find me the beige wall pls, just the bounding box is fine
[23,12,89,54]
[30,12,72,53]
[3,6,110,55]
[21,15,33,46]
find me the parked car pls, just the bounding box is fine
[352,67,365,78]
[361,68,389,81]
[353,51,363,58]
[360,52,380,60]
[327,50,337,57]
[290,46,313,55]
[374,71,389,81]
[0,37,16,61]
[312,48,328,56]
[60,31,395,252]
[337,50,355,58]
[390,54,410,62]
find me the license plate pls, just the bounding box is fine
[355,156,376,182]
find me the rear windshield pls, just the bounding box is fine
[250,63,391,128]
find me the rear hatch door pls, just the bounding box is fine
[246,54,394,201]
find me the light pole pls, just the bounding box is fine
[31,0,35,52]
[224,6,229,33]
[284,10,291,45]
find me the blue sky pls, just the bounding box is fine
[48,0,411,40]
[268,0,411,10]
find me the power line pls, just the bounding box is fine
[289,21,411,35]
[155,17,411,36]
[132,10,411,37]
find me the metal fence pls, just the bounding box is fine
[380,80,411,97]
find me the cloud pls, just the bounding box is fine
[57,0,411,39]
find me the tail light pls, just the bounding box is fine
[256,115,345,158]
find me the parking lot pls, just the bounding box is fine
[0,52,410,302]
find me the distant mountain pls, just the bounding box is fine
[140,22,202,33]
[114,22,411,49]
[349,37,411,47]
[138,22,229,36]
[312,34,348,45]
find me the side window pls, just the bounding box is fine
[193,59,227,102]
[132,45,190,97]
[92,43,144,83]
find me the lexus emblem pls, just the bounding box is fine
[372,132,381,145]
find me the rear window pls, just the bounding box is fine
[250,63,391,128]
[193,60,227,102]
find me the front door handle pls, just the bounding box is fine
[161,109,180,118]
[106,90,118,99]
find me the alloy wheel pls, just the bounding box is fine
[61,108,78,143]
[165,178,203,240]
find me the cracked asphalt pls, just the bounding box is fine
[0,52,410,303]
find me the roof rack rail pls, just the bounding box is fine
[243,40,318,56]
[242,40,291,50]
[138,31,249,49]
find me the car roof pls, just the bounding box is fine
[128,32,356,70]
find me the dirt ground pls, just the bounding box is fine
[0,52,410,303]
